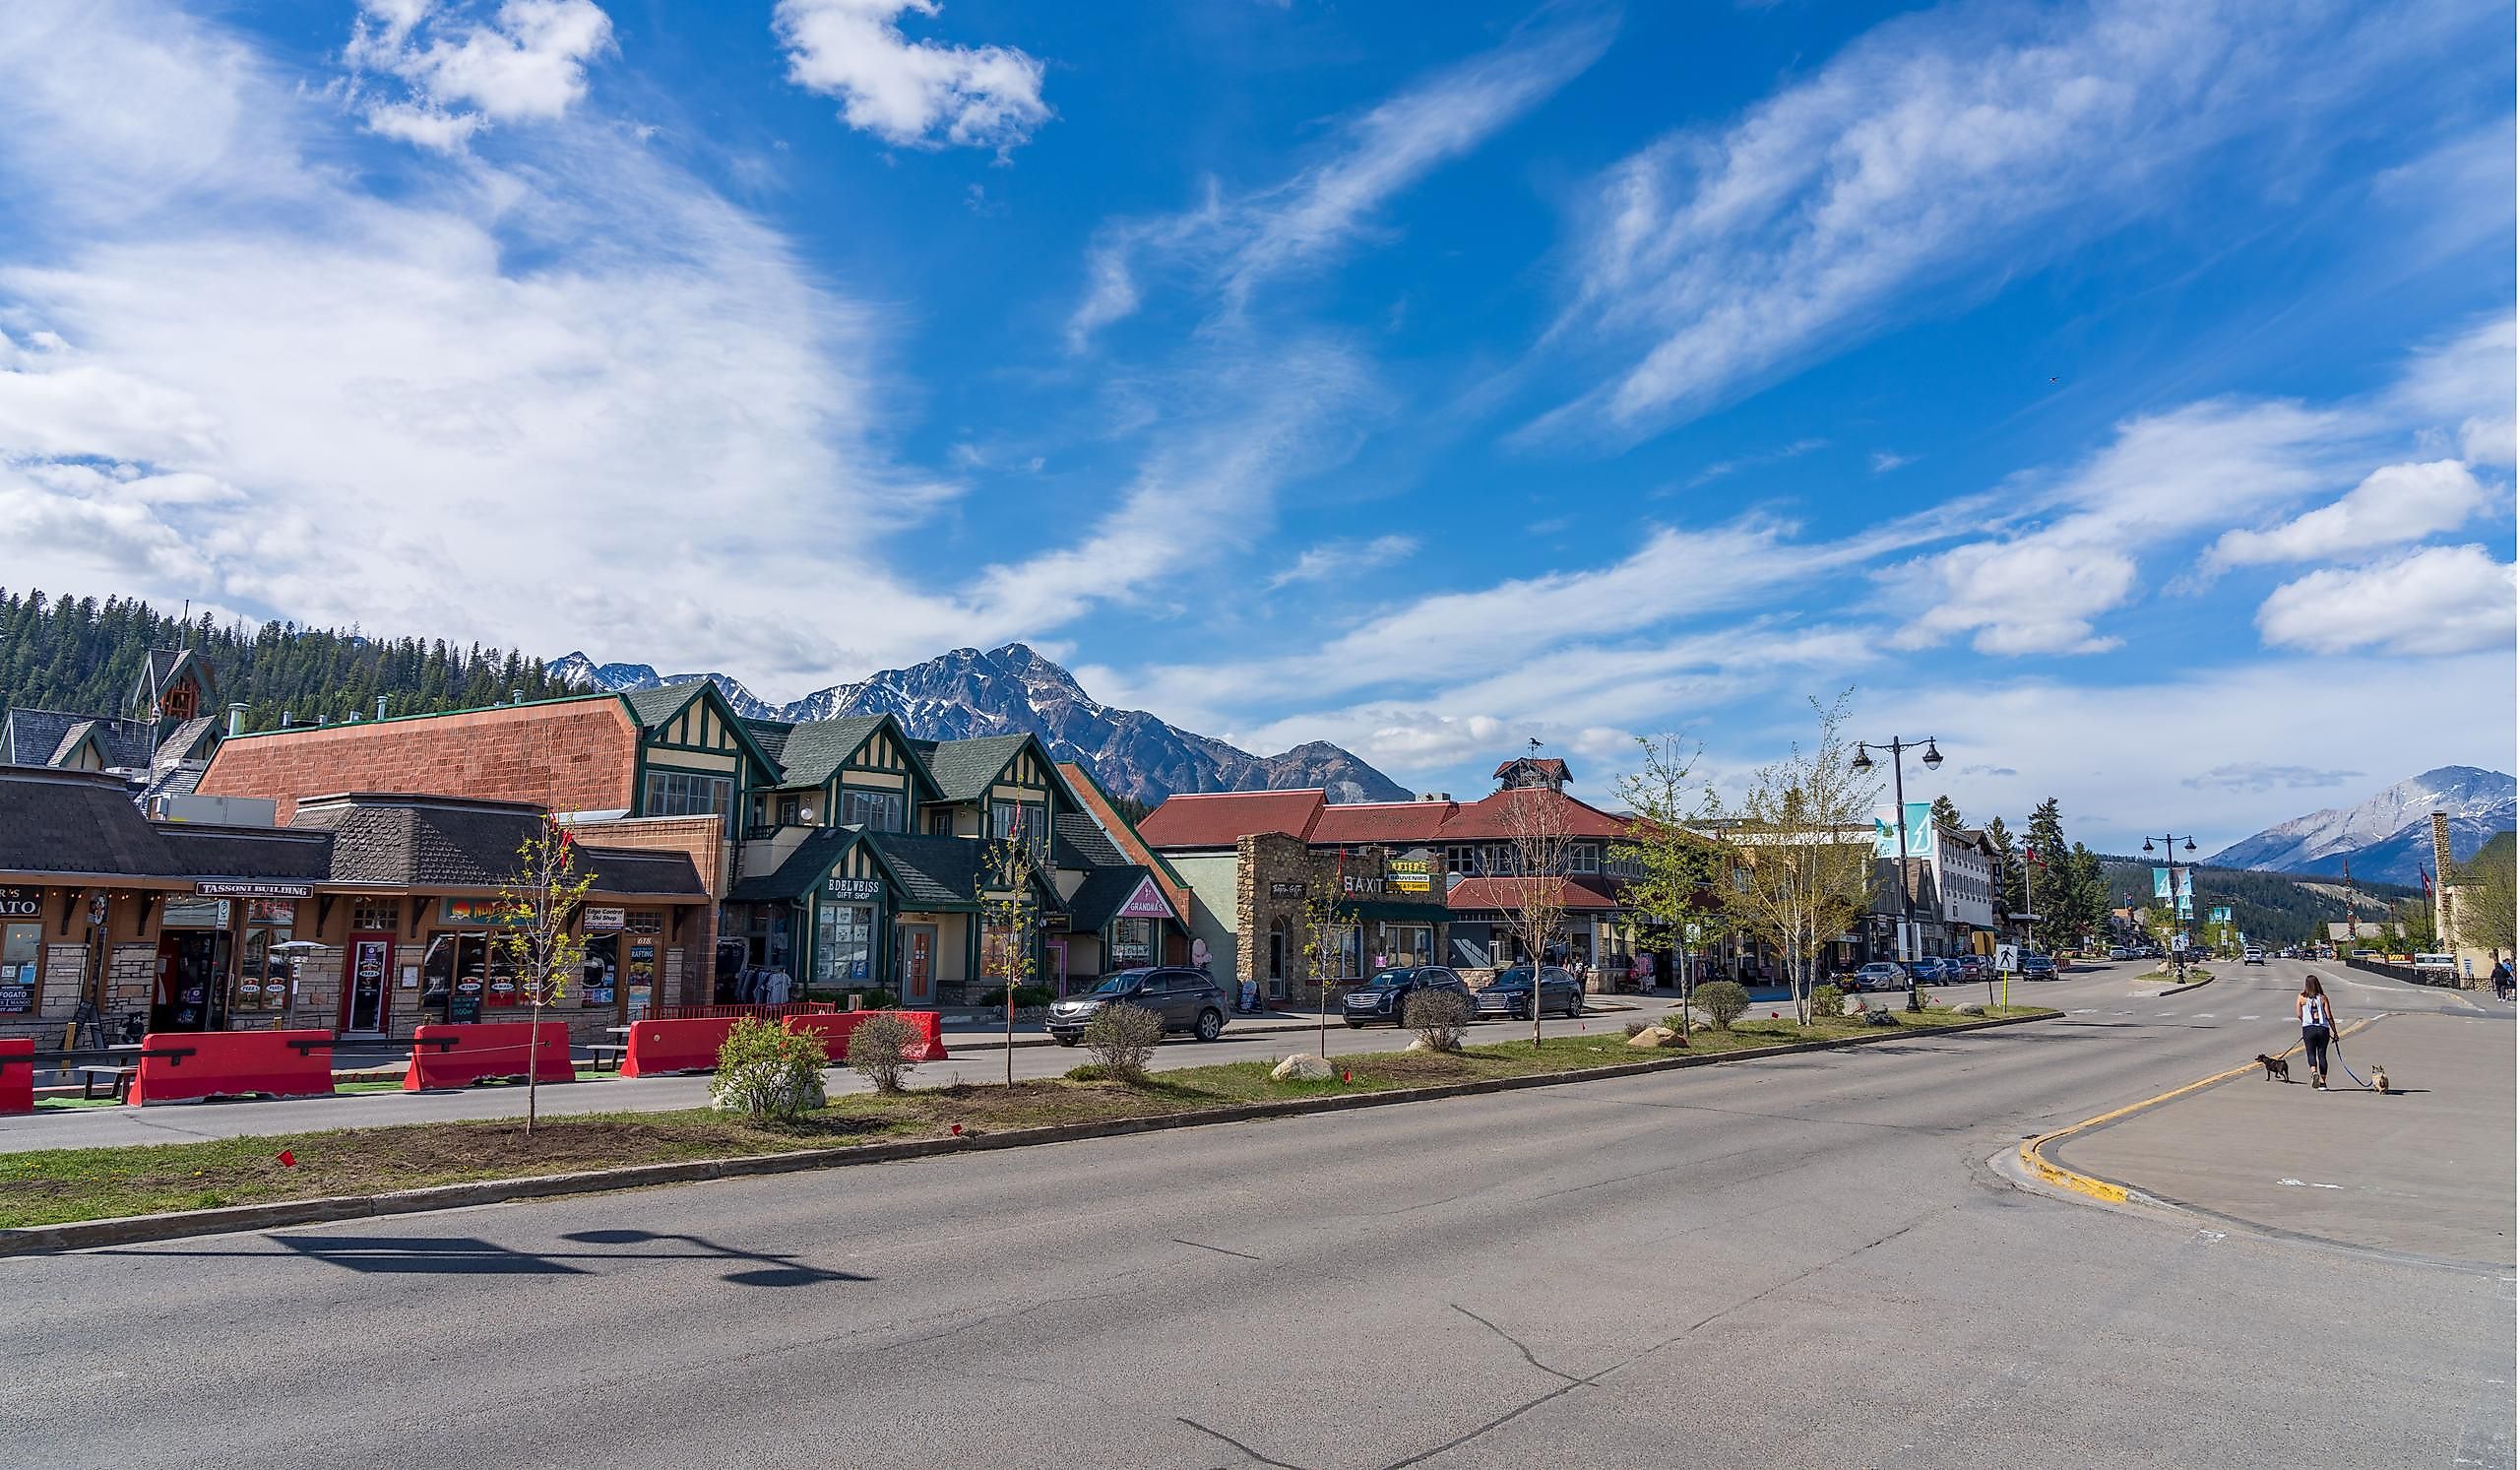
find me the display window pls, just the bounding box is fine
[816,903,875,985]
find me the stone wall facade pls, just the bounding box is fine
[1232,837,1428,1005]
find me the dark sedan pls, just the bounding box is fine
[1344,966,1474,1028]
[1045,967,1228,1045]
[1474,965,1585,1021]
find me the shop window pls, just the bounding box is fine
[815,903,875,985]
[643,769,735,835]
[840,788,905,832]
[349,901,401,933]
[1108,918,1154,970]
[236,900,296,1014]
[0,921,39,1016]
[989,800,1046,855]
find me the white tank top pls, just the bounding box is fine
[2300,994,2331,1028]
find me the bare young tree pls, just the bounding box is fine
[1299,863,1348,1058]
[1614,734,1717,1040]
[980,837,1040,1086]
[1501,751,1574,1049]
[1701,695,1882,1025]
[491,814,595,1137]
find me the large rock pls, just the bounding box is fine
[1955,1002,1985,1016]
[1271,1053,1335,1082]
[1626,1026,1674,1050]
[1862,1008,1900,1028]
[1839,993,1868,1018]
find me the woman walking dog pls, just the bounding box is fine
[2297,975,2339,1090]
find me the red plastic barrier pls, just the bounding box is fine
[783,1010,948,1062]
[618,1016,744,1077]
[403,1022,577,1092]
[128,1029,337,1106]
[0,1037,32,1116]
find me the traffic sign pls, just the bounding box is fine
[1993,944,2019,974]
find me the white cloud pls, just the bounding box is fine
[776,0,1048,154]
[2388,314,2517,469]
[2255,544,2517,657]
[1894,400,2362,655]
[1264,534,1418,591]
[1869,451,1913,474]
[345,0,614,152]
[1065,14,1610,349]
[2207,459,2488,569]
[1535,0,2483,440]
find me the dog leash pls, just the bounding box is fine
[2327,1032,2373,1091]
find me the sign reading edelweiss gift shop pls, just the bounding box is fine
[825,877,883,902]
[196,880,314,899]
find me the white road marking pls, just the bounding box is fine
[2239,1014,2260,1021]
[2156,1010,2176,1017]
[2277,1178,2344,1189]
[2194,1013,2216,1019]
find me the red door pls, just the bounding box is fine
[342,934,395,1034]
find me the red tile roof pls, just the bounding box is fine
[1426,789,1631,841]
[1444,875,1623,913]
[1135,788,1326,849]
[1309,799,1458,845]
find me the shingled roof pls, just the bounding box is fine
[290,793,704,896]
[916,734,1036,803]
[1063,864,1169,931]
[0,767,188,877]
[1052,810,1127,870]
[725,826,859,904]
[766,716,890,789]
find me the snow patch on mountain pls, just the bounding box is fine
[2207,765,2517,883]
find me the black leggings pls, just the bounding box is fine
[2301,1025,2331,1074]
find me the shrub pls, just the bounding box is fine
[711,1017,828,1120]
[1625,1017,1654,1038]
[1083,1001,1164,1081]
[845,1011,923,1094]
[1808,984,1847,1022]
[971,985,1057,1008]
[1403,989,1474,1052]
[1696,980,1750,1031]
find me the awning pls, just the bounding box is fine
[1338,899,1452,924]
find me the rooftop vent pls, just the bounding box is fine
[1417,792,1452,802]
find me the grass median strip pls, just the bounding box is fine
[0,1003,2050,1230]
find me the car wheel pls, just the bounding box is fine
[1347,1021,1366,1030]
[1566,993,1584,1018]
[1194,1009,1224,1043]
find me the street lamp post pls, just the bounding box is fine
[1853,735,1943,1014]
[2143,833,2199,981]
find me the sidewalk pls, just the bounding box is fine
[2051,1011,2516,1264]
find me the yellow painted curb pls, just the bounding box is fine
[2017,1014,2380,1206]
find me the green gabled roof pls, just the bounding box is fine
[771,715,890,790]
[862,831,986,910]
[619,680,780,781]
[741,718,793,768]
[918,733,1039,803]
[725,826,861,904]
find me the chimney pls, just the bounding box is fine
[375,695,389,722]
[280,711,293,729]
[1417,792,1452,802]
[510,688,525,705]
[226,702,247,736]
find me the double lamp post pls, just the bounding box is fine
[1853,735,1942,1013]
[2143,833,2198,980]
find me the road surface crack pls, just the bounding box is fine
[1179,1416,1315,1468]
[1450,1303,1581,1384]
[1172,1237,1264,1261]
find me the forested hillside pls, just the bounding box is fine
[0,589,575,731]
[2097,855,2418,943]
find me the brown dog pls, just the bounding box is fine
[2370,1063,2389,1093]
[2254,1053,2291,1082]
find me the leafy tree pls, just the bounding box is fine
[1614,734,1720,1038]
[980,837,1041,1086]
[1501,747,1575,1048]
[2451,833,2517,960]
[1700,694,1882,1024]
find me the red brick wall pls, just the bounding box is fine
[199,699,641,822]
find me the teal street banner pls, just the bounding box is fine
[1873,802,1939,861]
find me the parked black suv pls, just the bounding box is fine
[1046,967,1228,1046]
[1343,966,1474,1027]
[1474,965,1585,1021]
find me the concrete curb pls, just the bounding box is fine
[2,1009,2057,1256]
[2014,1012,2380,1208]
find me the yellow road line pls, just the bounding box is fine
[2016,1014,2381,1206]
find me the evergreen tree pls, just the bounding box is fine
[1927,794,1964,831]
[2025,798,2074,953]
[1984,815,2022,920]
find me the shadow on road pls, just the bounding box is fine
[99,1228,871,1287]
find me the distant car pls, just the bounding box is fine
[1906,957,1956,986]
[1953,954,1992,984]
[1344,966,1474,1028]
[2019,952,2059,981]
[2242,948,2267,966]
[1475,966,1584,1020]
[2107,945,2134,961]
[1045,967,1228,1046]
[1844,962,1905,991]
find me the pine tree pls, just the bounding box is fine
[2025,799,2073,953]
[1928,795,1964,831]
[1984,815,2022,921]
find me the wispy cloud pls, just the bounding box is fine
[1065,9,1613,350]
[1681,435,1824,489]
[2256,544,2517,657]
[342,0,616,154]
[1869,450,1913,475]
[1530,0,2492,442]
[2206,459,2488,570]
[1265,534,1418,591]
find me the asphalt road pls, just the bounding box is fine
[3,961,2508,1469]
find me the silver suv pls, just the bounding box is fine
[1046,967,1228,1046]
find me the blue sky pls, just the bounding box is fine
[0,0,2511,851]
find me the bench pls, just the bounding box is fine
[76,1064,137,1103]
[583,1044,627,1073]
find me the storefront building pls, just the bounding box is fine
[0,767,708,1045]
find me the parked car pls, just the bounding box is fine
[1906,956,1955,986]
[1344,966,1474,1028]
[1953,954,1992,984]
[1474,966,1585,1020]
[2019,952,2059,981]
[1845,961,1906,992]
[2107,945,2134,961]
[1045,966,1228,1046]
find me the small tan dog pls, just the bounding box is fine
[2370,1063,2389,1094]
